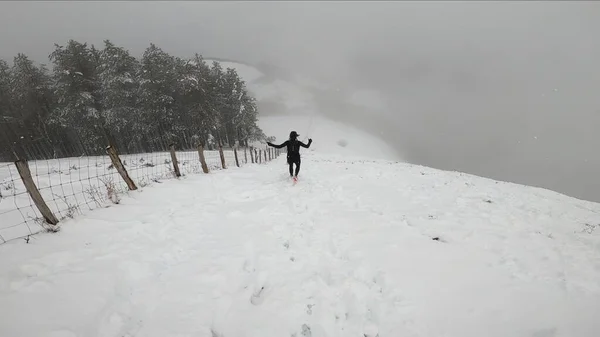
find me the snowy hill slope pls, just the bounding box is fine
[206,59,400,161]
[1,153,599,337]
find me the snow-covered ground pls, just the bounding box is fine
[1,59,398,244]
[1,152,599,337]
[0,149,246,243]
[1,59,598,337]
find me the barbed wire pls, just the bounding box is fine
[0,126,279,245]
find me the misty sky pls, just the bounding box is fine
[1,1,599,202]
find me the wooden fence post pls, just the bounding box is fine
[169,144,181,177]
[244,147,248,164]
[268,147,272,161]
[250,147,255,164]
[263,149,267,163]
[234,147,240,167]
[106,146,137,190]
[219,145,226,169]
[259,150,262,164]
[197,145,210,173]
[14,159,60,226]
[255,149,259,164]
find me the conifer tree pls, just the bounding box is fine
[0,39,268,160]
[138,43,179,147]
[10,54,57,157]
[49,40,108,153]
[97,40,141,152]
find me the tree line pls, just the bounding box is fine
[0,39,267,161]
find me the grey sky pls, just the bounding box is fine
[1,1,599,202]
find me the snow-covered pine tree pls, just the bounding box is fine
[0,60,13,117]
[138,43,179,150]
[0,60,16,160]
[206,65,244,147]
[9,54,57,159]
[1,39,267,159]
[237,89,264,146]
[173,54,214,149]
[207,61,235,148]
[97,40,141,153]
[171,56,195,142]
[49,40,109,154]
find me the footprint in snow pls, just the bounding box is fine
[301,324,312,337]
[250,272,270,305]
[250,286,266,305]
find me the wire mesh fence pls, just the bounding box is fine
[0,127,280,245]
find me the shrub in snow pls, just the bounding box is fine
[101,177,120,204]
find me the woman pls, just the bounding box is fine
[267,131,312,180]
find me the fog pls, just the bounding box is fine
[1,1,599,202]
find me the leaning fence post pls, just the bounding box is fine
[250,147,255,164]
[219,145,226,169]
[197,145,210,173]
[244,147,248,164]
[106,146,137,190]
[255,149,259,164]
[263,149,267,163]
[234,147,240,167]
[14,159,60,226]
[169,144,182,177]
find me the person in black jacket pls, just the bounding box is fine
[267,131,312,178]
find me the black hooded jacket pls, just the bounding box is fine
[267,138,312,159]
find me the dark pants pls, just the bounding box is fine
[287,155,301,177]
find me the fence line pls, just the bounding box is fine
[0,141,281,245]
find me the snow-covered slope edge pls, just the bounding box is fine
[206,59,401,161]
[0,153,598,337]
[258,115,398,161]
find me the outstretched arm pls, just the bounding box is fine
[267,140,288,149]
[299,139,313,148]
